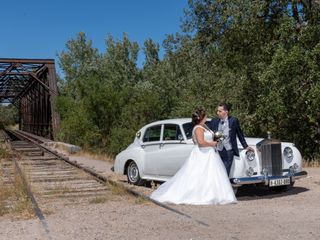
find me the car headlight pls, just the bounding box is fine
[283,147,293,163]
[245,150,255,162]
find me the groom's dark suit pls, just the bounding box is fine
[209,116,248,175]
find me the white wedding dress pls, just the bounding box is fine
[150,125,237,205]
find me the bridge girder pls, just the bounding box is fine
[0,58,60,140]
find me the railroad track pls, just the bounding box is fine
[1,129,210,238]
[1,129,122,239]
[4,130,112,209]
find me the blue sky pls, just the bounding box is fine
[1,0,188,75]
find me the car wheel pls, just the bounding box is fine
[126,161,146,186]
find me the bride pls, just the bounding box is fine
[150,108,237,205]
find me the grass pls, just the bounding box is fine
[108,181,149,204]
[107,181,131,196]
[303,159,320,167]
[89,196,108,204]
[0,144,9,159]
[48,141,115,163]
[73,150,114,163]
[88,181,149,205]
[134,195,149,205]
[5,124,19,130]
[0,146,34,218]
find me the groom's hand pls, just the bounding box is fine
[245,146,254,152]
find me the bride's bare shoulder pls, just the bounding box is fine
[193,125,205,131]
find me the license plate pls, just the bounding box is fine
[269,178,290,187]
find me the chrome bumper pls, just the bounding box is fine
[230,171,308,187]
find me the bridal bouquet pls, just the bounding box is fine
[213,131,225,141]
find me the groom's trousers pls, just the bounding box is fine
[218,148,234,176]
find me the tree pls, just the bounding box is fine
[55,1,320,160]
[0,104,18,129]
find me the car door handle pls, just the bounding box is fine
[160,143,164,148]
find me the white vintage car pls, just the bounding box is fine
[113,118,307,192]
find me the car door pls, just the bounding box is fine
[157,124,194,177]
[142,124,163,176]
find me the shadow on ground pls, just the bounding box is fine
[236,185,309,201]
[118,179,310,201]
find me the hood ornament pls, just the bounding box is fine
[267,131,272,139]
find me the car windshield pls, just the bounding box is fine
[183,121,212,139]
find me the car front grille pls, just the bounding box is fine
[260,141,282,176]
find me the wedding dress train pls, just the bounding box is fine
[150,125,237,205]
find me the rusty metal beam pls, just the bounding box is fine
[36,65,47,76]
[30,72,56,94]
[0,58,55,64]
[0,64,15,77]
[4,72,30,75]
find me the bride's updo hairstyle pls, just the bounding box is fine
[192,107,206,125]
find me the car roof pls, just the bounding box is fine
[143,118,191,128]
[140,118,213,130]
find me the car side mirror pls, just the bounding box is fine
[136,131,141,139]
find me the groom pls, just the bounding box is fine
[209,102,251,176]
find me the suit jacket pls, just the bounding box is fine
[209,116,248,156]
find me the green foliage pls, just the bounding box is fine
[56,1,320,160]
[0,104,18,129]
[57,101,101,148]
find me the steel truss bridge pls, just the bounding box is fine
[0,58,60,139]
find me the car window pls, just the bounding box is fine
[183,121,211,139]
[163,124,182,141]
[143,125,161,142]
[183,122,193,139]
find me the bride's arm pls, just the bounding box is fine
[194,127,218,148]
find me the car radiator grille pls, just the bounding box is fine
[260,142,282,176]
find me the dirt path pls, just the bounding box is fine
[1,147,319,240]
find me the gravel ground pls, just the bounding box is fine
[1,148,319,240]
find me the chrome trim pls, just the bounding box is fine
[140,143,160,148]
[283,146,294,163]
[245,150,255,162]
[161,141,188,145]
[231,171,308,187]
[141,141,189,148]
[293,171,308,179]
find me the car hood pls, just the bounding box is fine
[244,137,264,146]
[243,137,294,147]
